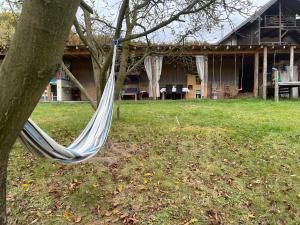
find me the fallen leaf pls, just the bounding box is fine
[63,211,73,222]
[144,173,153,177]
[248,213,255,219]
[30,219,38,224]
[189,218,198,223]
[21,183,29,189]
[117,185,123,192]
[74,216,82,223]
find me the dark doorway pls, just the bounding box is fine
[239,56,254,93]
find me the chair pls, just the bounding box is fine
[122,88,139,101]
[166,84,174,99]
[176,84,183,99]
[224,85,231,99]
[196,89,201,99]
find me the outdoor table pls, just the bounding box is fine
[160,87,189,100]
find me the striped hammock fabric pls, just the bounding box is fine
[19,45,117,164]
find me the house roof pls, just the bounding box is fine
[219,0,296,44]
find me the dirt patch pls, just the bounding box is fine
[85,140,139,167]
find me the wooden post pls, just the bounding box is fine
[258,17,261,45]
[254,52,259,98]
[151,57,157,100]
[290,46,295,98]
[204,56,209,98]
[263,47,268,100]
[279,0,282,44]
[47,84,52,101]
[274,69,279,102]
[290,46,294,81]
[117,93,121,120]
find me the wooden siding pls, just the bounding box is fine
[71,58,96,101]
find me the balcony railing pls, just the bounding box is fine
[264,15,300,27]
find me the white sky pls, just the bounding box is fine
[0,0,270,43]
[94,0,270,43]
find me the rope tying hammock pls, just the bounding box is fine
[19,42,119,164]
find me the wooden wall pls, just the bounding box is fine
[207,55,242,98]
[71,58,96,101]
[160,61,189,87]
[136,58,196,93]
[69,55,258,100]
[124,56,256,99]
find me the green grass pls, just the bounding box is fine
[7,100,300,224]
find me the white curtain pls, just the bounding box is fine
[144,56,153,97]
[195,56,205,98]
[154,56,164,98]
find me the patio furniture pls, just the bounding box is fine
[122,88,139,101]
[139,91,148,100]
[160,87,189,100]
[196,89,201,99]
[166,84,174,100]
[176,84,183,99]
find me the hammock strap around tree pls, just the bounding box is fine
[18,42,119,164]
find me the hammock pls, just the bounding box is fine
[19,45,118,164]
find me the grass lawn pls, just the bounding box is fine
[7,100,300,224]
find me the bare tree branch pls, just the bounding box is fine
[80,0,93,14]
[121,0,217,42]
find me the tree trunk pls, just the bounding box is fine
[92,58,103,103]
[0,0,81,223]
[0,150,9,225]
[114,41,130,99]
[98,0,129,98]
[83,10,104,104]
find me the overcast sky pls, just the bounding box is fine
[94,0,270,43]
[0,0,271,43]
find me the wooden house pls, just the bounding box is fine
[62,0,300,101]
[2,0,300,101]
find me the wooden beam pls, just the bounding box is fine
[47,84,52,101]
[151,57,157,100]
[290,46,295,98]
[204,56,209,99]
[274,69,279,102]
[279,0,282,45]
[290,46,294,81]
[254,52,259,98]
[263,47,268,100]
[258,17,261,45]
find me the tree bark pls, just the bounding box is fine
[83,10,104,104]
[98,0,129,97]
[92,60,103,104]
[0,151,9,225]
[114,40,130,99]
[0,0,81,223]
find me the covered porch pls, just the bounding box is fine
[41,44,300,102]
[124,44,300,100]
[123,45,258,100]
